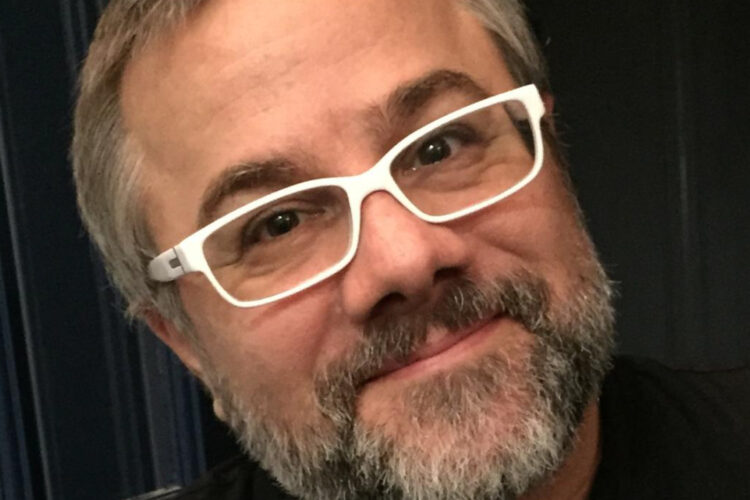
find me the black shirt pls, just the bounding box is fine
[590,357,750,499]
[166,357,750,499]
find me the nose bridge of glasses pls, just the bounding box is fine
[344,152,424,221]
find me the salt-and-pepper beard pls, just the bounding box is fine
[204,265,615,500]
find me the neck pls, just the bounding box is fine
[522,401,601,500]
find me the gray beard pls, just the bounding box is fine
[205,266,615,500]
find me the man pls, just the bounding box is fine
[72,1,749,499]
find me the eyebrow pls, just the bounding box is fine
[383,69,490,123]
[198,69,490,226]
[198,158,311,226]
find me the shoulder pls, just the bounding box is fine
[603,356,750,423]
[165,455,295,500]
[592,356,750,499]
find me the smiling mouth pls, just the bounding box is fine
[366,314,500,384]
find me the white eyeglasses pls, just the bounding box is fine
[148,84,545,307]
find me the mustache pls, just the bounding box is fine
[314,271,550,424]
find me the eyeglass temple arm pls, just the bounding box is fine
[148,248,186,282]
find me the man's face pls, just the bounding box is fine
[122,0,614,498]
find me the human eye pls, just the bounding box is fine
[204,186,348,272]
[401,124,483,173]
[239,203,318,250]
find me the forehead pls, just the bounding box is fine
[121,0,514,249]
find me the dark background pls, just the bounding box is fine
[1,1,748,498]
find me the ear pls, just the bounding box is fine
[541,91,555,116]
[144,309,205,380]
[540,91,557,134]
[145,310,230,422]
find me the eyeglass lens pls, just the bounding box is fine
[203,98,536,302]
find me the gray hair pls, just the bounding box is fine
[71,0,551,331]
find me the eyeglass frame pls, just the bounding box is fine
[148,83,546,308]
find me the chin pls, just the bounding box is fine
[354,316,532,433]
[347,348,572,500]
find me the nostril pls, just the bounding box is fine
[365,267,464,325]
[368,291,410,322]
[434,267,463,284]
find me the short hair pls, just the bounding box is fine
[72,0,551,331]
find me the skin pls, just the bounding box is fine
[122,0,602,497]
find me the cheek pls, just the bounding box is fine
[458,169,591,297]
[178,275,351,415]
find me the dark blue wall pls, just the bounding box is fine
[0,1,209,498]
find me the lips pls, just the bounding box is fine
[368,314,498,382]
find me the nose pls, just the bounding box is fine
[338,191,472,321]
